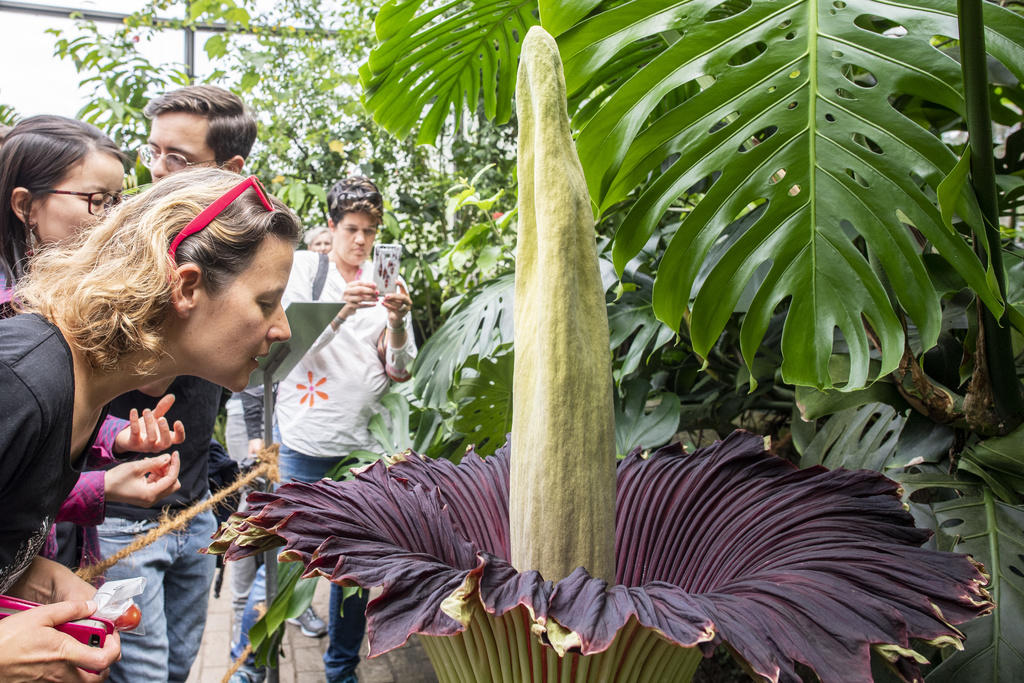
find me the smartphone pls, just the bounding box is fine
[0,594,115,650]
[372,244,402,295]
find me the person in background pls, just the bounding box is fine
[0,115,185,573]
[230,175,417,683]
[91,85,266,683]
[1,166,299,681]
[303,225,332,254]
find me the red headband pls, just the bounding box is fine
[167,175,275,262]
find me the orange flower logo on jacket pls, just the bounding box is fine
[297,371,328,406]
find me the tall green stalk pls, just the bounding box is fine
[958,0,1024,426]
[509,27,617,583]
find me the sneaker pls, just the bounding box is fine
[328,673,359,683]
[228,664,266,683]
[286,605,328,638]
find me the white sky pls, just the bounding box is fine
[0,1,215,119]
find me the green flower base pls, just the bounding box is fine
[420,605,704,683]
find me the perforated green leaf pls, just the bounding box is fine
[411,273,513,408]
[550,0,1024,389]
[926,491,1024,682]
[452,350,514,455]
[360,0,539,143]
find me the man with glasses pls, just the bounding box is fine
[139,84,251,181]
[93,85,291,683]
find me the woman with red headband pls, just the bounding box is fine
[0,167,300,681]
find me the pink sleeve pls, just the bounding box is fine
[55,472,106,526]
[93,414,129,454]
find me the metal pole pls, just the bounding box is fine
[0,1,336,35]
[184,27,195,82]
[260,375,279,683]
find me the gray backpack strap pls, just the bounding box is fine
[311,252,330,301]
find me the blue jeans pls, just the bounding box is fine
[97,508,217,683]
[231,433,368,681]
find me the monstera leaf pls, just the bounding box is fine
[366,390,446,456]
[549,0,1024,390]
[452,349,515,456]
[614,376,681,457]
[360,0,539,143]
[363,0,1024,390]
[411,273,514,408]
[925,490,1024,682]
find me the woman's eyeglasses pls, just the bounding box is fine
[43,189,123,216]
[139,145,217,173]
[168,175,275,262]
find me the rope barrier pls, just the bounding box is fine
[76,444,280,582]
[222,644,253,683]
[221,599,268,682]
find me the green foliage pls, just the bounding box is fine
[0,100,19,127]
[366,390,447,456]
[796,402,906,471]
[248,560,318,667]
[439,165,518,291]
[360,0,539,143]
[614,376,681,457]
[363,0,1024,393]
[50,25,190,152]
[558,0,1022,390]
[925,490,1024,682]
[412,272,515,408]
[451,350,514,456]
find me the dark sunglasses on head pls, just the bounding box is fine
[329,187,381,209]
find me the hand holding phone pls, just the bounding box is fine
[0,596,119,679]
[373,244,402,295]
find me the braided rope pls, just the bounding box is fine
[221,597,269,682]
[76,444,280,582]
[222,644,253,683]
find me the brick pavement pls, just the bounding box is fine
[186,561,437,683]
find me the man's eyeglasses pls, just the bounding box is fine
[139,145,217,174]
[43,189,123,216]
[168,175,275,262]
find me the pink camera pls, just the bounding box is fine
[0,594,115,650]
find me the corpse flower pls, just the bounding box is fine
[211,434,990,682]
[209,27,992,682]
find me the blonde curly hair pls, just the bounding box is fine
[16,167,300,373]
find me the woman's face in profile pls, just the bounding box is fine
[309,230,332,254]
[179,235,294,392]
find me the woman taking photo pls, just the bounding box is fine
[0,166,300,681]
[230,175,416,683]
[0,116,186,572]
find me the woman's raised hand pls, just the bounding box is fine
[335,280,380,324]
[103,451,181,507]
[381,282,412,329]
[113,394,186,455]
